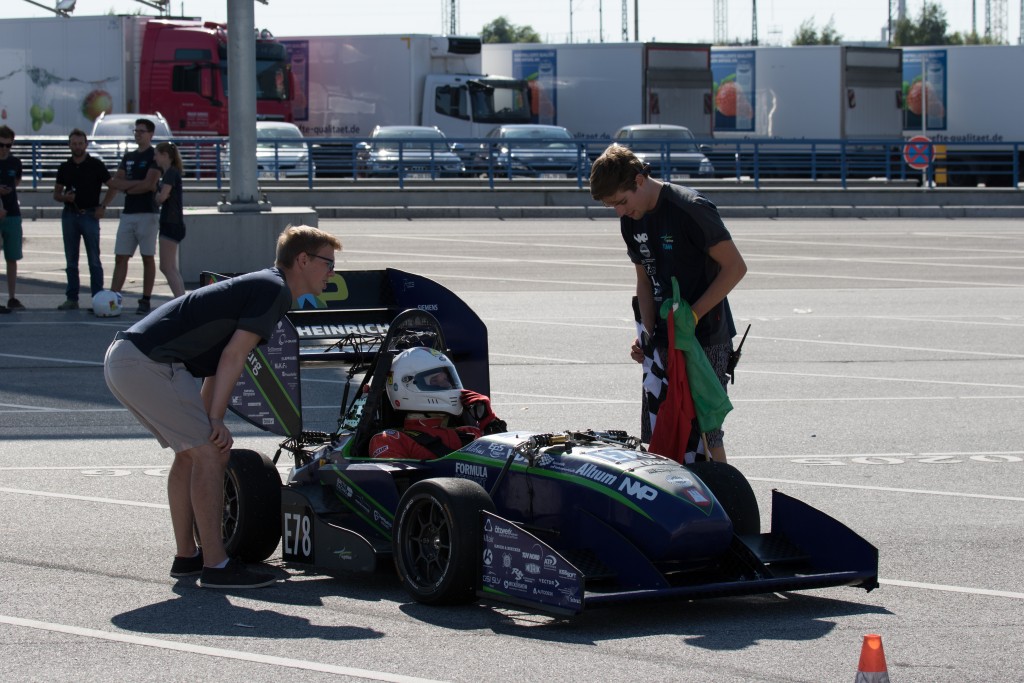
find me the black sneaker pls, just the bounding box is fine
[135,298,151,315]
[199,559,277,589]
[7,298,25,311]
[170,550,204,578]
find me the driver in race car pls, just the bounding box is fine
[369,347,506,459]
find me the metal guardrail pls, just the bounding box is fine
[14,136,1023,190]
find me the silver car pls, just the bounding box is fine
[612,124,714,179]
[254,122,315,179]
[357,126,465,178]
[220,121,316,179]
[475,124,586,178]
[88,112,173,169]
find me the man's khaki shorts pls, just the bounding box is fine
[114,213,159,257]
[104,338,212,453]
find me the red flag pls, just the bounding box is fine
[648,308,697,463]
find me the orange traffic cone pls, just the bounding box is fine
[855,633,891,682]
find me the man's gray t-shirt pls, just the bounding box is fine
[121,268,292,377]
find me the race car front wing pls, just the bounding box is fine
[478,490,878,616]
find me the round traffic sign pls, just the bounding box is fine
[903,135,933,171]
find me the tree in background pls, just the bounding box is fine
[892,1,950,44]
[791,16,843,45]
[481,16,541,43]
[890,1,1001,45]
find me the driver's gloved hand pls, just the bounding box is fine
[461,389,500,430]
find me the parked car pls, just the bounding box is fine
[473,124,587,178]
[356,125,465,178]
[221,121,316,179]
[88,112,173,168]
[612,124,714,179]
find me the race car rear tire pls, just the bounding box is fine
[686,461,761,535]
[221,449,283,562]
[393,478,495,606]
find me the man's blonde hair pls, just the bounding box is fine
[275,225,342,268]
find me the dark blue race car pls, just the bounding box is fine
[218,269,877,615]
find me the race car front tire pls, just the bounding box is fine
[686,461,761,535]
[221,448,283,562]
[393,478,495,605]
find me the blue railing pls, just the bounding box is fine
[15,136,1023,189]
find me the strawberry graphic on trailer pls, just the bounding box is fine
[714,79,752,119]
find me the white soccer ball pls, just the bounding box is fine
[92,290,123,317]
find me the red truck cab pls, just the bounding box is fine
[138,19,293,136]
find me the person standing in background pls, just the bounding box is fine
[54,128,115,311]
[0,125,25,313]
[107,118,161,314]
[154,141,186,298]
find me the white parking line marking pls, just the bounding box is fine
[0,405,127,413]
[731,451,1024,461]
[878,580,1024,601]
[736,395,1024,403]
[489,352,588,364]
[0,488,169,509]
[0,353,103,366]
[738,235,1024,256]
[746,478,1024,502]
[745,369,1024,390]
[747,269,1021,288]
[750,335,1024,359]
[0,615,445,683]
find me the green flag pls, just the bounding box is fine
[659,277,733,433]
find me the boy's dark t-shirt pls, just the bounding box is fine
[621,183,735,347]
[118,147,157,214]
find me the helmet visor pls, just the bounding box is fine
[411,367,460,391]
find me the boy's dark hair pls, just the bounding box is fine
[69,128,88,141]
[135,118,156,133]
[0,125,15,141]
[589,144,648,200]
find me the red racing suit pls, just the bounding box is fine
[368,416,482,460]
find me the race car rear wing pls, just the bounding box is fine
[204,268,489,437]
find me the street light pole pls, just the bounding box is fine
[569,0,574,43]
[222,0,265,210]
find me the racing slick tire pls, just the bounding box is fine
[686,461,761,535]
[221,449,283,562]
[393,478,496,606]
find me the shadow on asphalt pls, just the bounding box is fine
[111,578,390,641]
[398,590,892,649]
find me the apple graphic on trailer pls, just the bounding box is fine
[82,90,114,122]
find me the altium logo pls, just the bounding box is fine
[575,463,616,486]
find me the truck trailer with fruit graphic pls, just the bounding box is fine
[481,42,713,141]
[0,14,293,137]
[902,45,1024,187]
[708,46,904,178]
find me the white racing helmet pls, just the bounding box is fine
[92,290,123,317]
[386,347,464,416]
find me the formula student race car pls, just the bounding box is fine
[217,268,878,615]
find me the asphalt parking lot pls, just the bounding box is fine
[1,215,1022,681]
